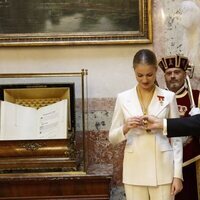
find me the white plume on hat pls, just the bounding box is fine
[179,1,200,72]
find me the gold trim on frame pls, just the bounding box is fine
[0,0,152,46]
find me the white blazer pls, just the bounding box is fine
[109,86,183,186]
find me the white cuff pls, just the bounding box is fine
[189,107,200,116]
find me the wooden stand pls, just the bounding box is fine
[0,172,112,200]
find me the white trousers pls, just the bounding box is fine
[124,184,174,200]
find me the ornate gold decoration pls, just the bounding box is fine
[20,142,46,151]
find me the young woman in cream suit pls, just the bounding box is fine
[109,49,183,200]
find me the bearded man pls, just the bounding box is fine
[159,55,200,200]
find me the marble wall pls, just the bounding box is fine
[85,98,126,199]
[154,0,200,89]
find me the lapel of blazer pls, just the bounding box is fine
[148,86,170,116]
[122,86,171,117]
[122,87,144,117]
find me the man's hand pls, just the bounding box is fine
[141,115,163,130]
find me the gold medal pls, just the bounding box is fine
[143,119,151,133]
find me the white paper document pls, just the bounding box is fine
[0,99,68,140]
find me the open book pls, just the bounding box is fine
[0,99,68,140]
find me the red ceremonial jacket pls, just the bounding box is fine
[176,86,200,162]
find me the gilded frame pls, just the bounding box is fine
[0,0,152,46]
